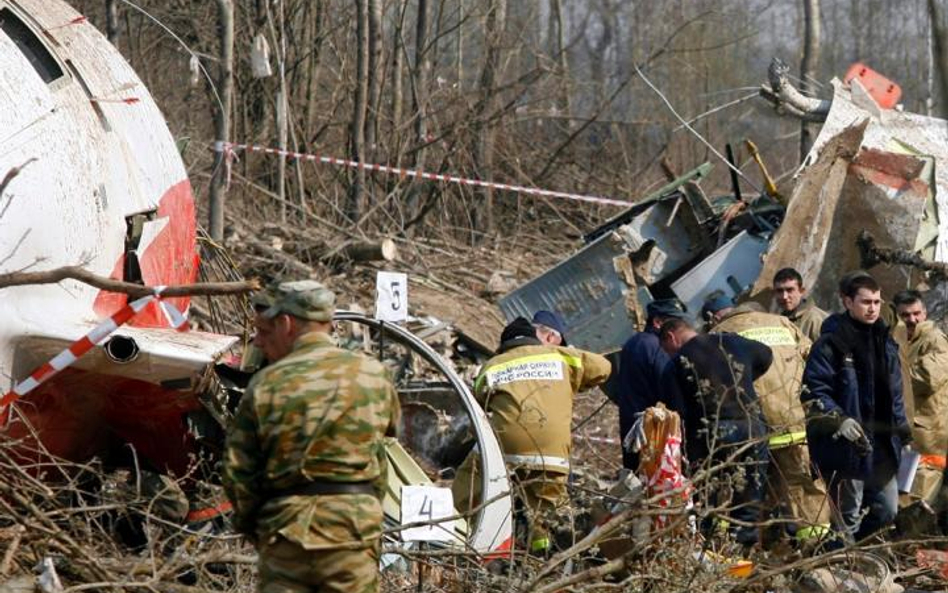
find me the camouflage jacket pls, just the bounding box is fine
[223,331,400,550]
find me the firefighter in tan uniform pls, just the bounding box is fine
[893,290,948,504]
[707,301,832,544]
[773,268,828,344]
[452,317,611,553]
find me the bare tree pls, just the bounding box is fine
[799,0,822,160]
[209,0,235,242]
[412,0,431,169]
[390,2,407,147]
[105,0,120,45]
[929,0,948,118]
[472,0,507,233]
[348,0,370,223]
[365,0,384,158]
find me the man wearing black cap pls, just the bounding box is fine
[614,298,686,469]
[452,317,611,554]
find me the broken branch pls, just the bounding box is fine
[0,265,258,298]
[857,230,948,281]
[759,57,831,122]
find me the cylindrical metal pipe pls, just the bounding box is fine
[103,335,139,364]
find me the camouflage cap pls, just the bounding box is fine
[258,280,335,322]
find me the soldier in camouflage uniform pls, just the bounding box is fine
[223,280,400,593]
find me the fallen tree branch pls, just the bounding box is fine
[760,57,831,122]
[0,265,258,298]
[857,230,948,281]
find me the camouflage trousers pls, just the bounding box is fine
[767,444,832,542]
[257,535,380,593]
[452,452,567,552]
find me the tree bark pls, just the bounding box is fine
[365,0,384,158]
[412,0,431,168]
[105,0,120,45]
[549,0,571,131]
[472,0,507,234]
[340,239,398,262]
[209,0,235,242]
[347,0,370,223]
[390,2,406,149]
[929,0,948,118]
[799,0,821,161]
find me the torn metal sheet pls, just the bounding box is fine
[806,79,948,262]
[671,231,770,321]
[753,89,937,307]
[499,194,707,352]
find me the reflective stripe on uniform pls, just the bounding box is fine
[503,454,570,471]
[477,352,582,390]
[531,537,551,552]
[767,431,807,449]
[920,454,947,470]
[795,524,831,541]
[737,326,797,347]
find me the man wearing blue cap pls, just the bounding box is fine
[614,298,687,469]
[532,310,568,346]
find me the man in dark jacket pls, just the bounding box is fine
[802,274,911,542]
[614,299,687,469]
[659,318,773,545]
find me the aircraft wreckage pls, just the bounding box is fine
[2,0,946,566]
[502,58,948,360]
[0,0,511,555]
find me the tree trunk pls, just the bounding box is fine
[304,1,326,136]
[549,0,571,131]
[472,0,506,234]
[401,0,431,224]
[455,0,464,89]
[365,0,383,158]
[799,0,821,161]
[105,0,120,45]
[209,0,234,242]
[929,0,948,118]
[412,0,431,167]
[390,2,406,149]
[347,0,370,223]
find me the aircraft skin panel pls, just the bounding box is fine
[13,324,238,385]
[4,367,203,475]
[0,0,201,392]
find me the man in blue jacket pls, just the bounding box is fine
[803,273,911,542]
[660,318,773,545]
[614,299,687,469]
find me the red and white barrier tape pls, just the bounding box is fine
[216,141,632,208]
[0,289,186,409]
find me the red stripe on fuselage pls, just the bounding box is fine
[93,180,199,326]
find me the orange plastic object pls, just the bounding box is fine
[727,560,754,579]
[843,63,902,109]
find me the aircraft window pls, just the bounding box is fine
[0,8,64,84]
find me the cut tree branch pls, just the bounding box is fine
[760,57,831,122]
[0,266,258,298]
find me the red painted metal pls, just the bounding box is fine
[4,367,202,475]
[93,179,199,327]
[843,63,902,109]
